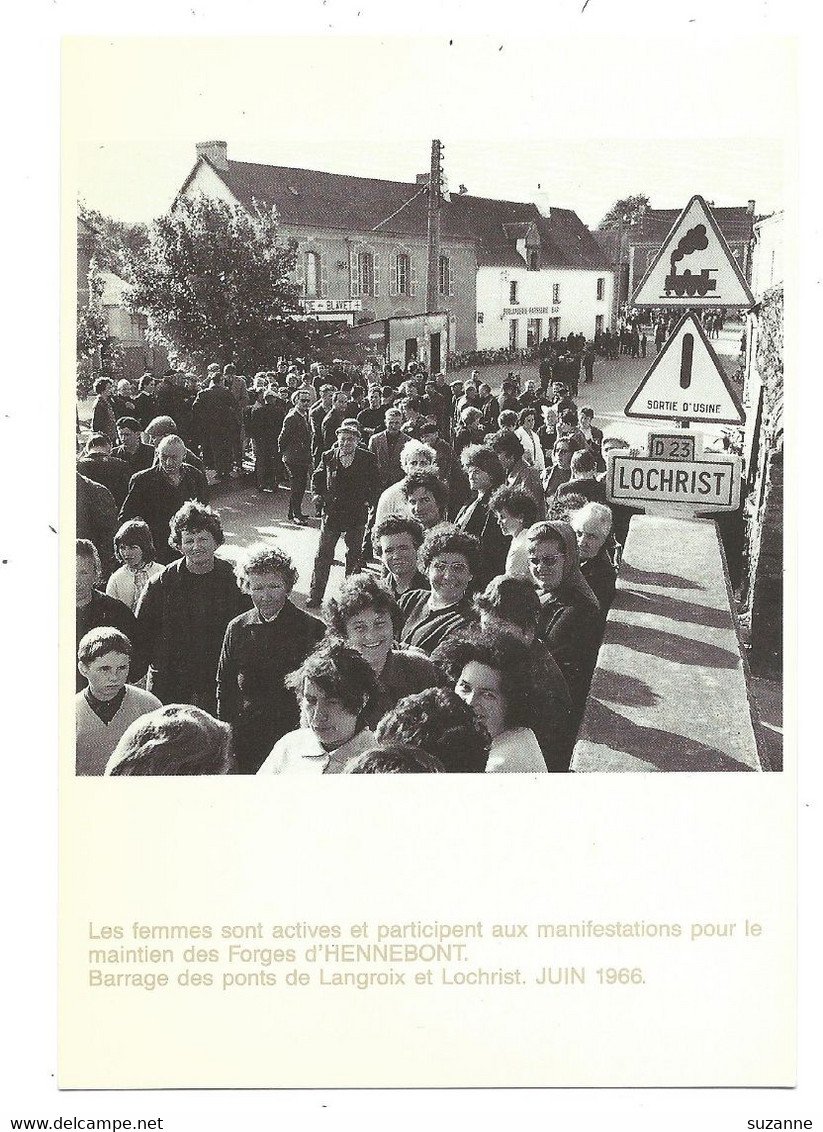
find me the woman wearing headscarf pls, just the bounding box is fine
[526,520,604,723]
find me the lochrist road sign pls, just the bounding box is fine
[606,431,741,513]
[624,312,745,425]
[631,195,755,308]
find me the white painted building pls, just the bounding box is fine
[477,263,614,351]
[466,197,614,349]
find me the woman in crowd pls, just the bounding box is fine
[371,516,428,598]
[397,525,479,655]
[76,628,161,776]
[516,407,546,473]
[454,445,509,587]
[106,704,234,776]
[400,471,449,532]
[105,520,164,613]
[488,486,539,577]
[135,501,250,713]
[257,639,378,774]
[76,539,138,691]
[216,544,325,773]
[133,373,158,431]
[569,501,618,612]
[473,574,576,771]
[543,436,576,499]
[374,686,490,773]
[526,521,604,722]
[434,629,547,773]
[325,573,445,730]
[373,439,437,527]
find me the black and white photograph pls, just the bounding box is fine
[72,98,783,779]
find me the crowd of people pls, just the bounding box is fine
[76,346,631,777]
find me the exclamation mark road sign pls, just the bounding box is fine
[680,333,694,389]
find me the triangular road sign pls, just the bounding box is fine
[624,312,745,425]
[631,195,755,308]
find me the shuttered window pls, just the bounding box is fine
[396,253,411,296]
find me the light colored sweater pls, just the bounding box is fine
[257,727,376,775]
[486,726,547,773]
[75,685,162,776]
[105,562,164,612]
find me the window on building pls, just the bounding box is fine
[552,283,561,304]
[357,251,375,297]
[528,250,539,271]
[395,253,410,296]
[596,276,605,301]
[548,317,560,341]
[305,251,321,297]
[509,319,519,351]
[438,255,451,296]
[509,280,519,304]
[595,314,604,335]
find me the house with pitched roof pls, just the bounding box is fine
[176,141,615,359]
[462,194,614,350]
[176,141,478,363]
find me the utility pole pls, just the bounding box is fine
[426,139,443,313]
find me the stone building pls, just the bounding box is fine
[176,141,613,360]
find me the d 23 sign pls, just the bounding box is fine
[648,432,696,461]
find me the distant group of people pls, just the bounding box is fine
[77,344,632,776]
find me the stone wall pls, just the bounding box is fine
[742,285,783,674]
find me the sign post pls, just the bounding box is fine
[606,431,741,517]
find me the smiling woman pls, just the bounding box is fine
[325,573,446,730]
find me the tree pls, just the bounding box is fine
[598,194,650,231]
[125,195,314,372]
[78,201,148,280]
[76,260,123,397]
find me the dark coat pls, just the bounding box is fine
[278,408,312,467]
[216,602,326,773]
[76,473,118,579]
[91,397,118,443]
[76,454,132,508]
[111,441,156,477]
[368,429,406,489]
[135,557,250,708]
[453,494,509,589]
[311,446,379,524]
[537,590,604,720]
[119,464,209,564]
[192,384,236,440]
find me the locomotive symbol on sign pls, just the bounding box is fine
[663,224,717,298]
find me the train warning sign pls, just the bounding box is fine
[631,195,755,308]
[624,312,745,425]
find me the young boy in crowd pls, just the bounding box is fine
[75,627,161,776]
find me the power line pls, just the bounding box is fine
[370,185,429,233]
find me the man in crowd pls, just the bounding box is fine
[119,435,209,564]
[278,388,313,523]
[192,369,236,480]
[112,417,155,476]
[76,433,132,508]
[307,419,379,607]
[368,407,407,491]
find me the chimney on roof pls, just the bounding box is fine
[747,199,756,214]
[196,140,229,172]
[533,191,552,222]
[458,184,468,195]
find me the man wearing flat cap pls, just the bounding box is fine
[306,419,379,607]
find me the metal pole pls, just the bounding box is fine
[426,139,442,314]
